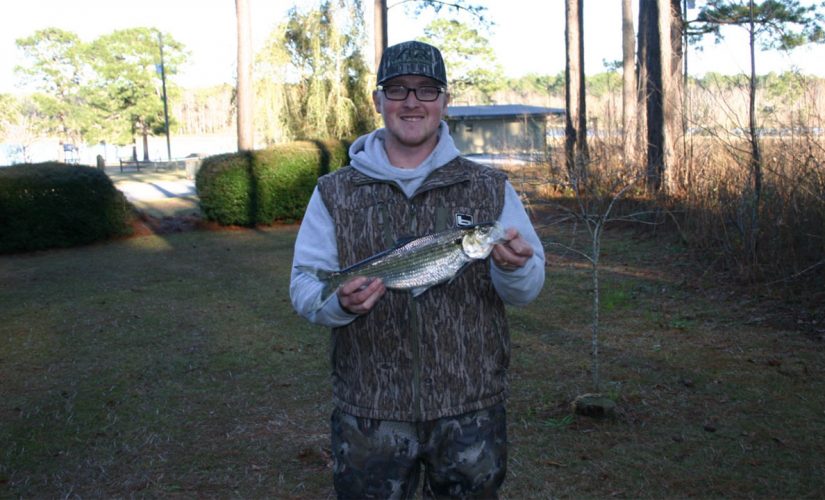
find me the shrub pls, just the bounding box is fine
[196,140,350,226]
[0,162,133,253]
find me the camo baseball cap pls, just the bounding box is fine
[377,41,447,86]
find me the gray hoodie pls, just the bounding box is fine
[290,122,545,326]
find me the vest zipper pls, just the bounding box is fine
[409,294,422,421]
[408,201,422,421]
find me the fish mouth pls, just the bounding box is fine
[474,221,505,241]
[462,222,505,259]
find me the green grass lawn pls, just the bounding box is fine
[2,225,823,498]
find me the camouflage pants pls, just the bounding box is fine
[331,403,507,499]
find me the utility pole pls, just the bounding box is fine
[158,31,172,161]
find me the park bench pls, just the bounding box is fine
[119,159,144,172]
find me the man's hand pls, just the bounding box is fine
[491,228,534,271]
[338,276,386,315]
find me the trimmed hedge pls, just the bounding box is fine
[0,162,133,254]
[196,140,350,226]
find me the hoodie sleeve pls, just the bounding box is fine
[289,187,360,327]
[490,181,546,306]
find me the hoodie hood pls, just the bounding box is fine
[348,121,460,199]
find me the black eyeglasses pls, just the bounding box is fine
[378,85,445,102]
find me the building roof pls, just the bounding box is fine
[446,104,564,119]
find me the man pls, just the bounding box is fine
[290,40,545,498]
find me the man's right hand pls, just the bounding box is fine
[338,277,386,315]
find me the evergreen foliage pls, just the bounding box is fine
[694,0,825,49]
[195,140,350,226]
[14,28,89,142]
[14,27,187,148]
[0,163,133,253]
[421,18,505,103]
[85,28,186,146]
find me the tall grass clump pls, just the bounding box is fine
[196,140,349,226]
[534,72,825,296]
[0,162,133,254]
[669,72,825,285]
[675,135,825,287]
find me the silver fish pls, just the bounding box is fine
[299,222,506,303]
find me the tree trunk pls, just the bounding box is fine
[666,0,684,193]
[142,131,150,162]
[636,0,652,170]
[591,226,602,392]
[564,0,589,183]
[236,0,254,151]
[747,0,762,269]
[643,0,664,192]
[374,0,388,71]
[622,0,637,168]
[641,0,683,193]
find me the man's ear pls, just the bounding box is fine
[442,90,450,111]
[372,91,382,113]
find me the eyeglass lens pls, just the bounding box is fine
[382,85,441,101]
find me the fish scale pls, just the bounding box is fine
[360,236,469,289]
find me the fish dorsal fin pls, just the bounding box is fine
[393,235,418,248]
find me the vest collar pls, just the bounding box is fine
[350,158,472,197]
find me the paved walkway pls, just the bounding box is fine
[106,167,201,219]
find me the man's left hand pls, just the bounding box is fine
[492,228,534,271]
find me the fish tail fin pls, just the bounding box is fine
[296,265,337,304]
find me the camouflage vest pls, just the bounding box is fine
[316,157,509,421]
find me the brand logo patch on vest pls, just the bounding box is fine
[455,213,474,227]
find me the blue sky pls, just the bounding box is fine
[2,0,824,94]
